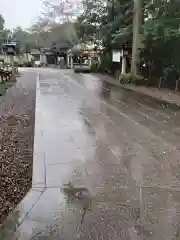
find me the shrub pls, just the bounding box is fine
[17,63,23,67]
[23,61,33,67]
[119,73,144,85]
[99,53,112,72]
[115,70,120,80]
[90,62,98,72]
[74,66,90,73]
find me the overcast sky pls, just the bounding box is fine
[0,0,43,29]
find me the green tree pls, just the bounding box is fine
[76,0,106,46]
[141,0,180,87]
[0,15,12,50]
[77,0,180,88]
[0,14,4,30]
[76,0,133,48]
[27,0,80,48]
[76,0,133,73]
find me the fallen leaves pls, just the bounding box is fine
[0,76,36,224]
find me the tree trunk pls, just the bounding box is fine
[175,79,179,92]
[158,77,162,89]
[131,0,143,76]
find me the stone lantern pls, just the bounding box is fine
[2,42,18,55]
[2,42,18,79]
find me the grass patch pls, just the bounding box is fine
[0,82,14,96]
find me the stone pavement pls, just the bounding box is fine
[1,69,180,239]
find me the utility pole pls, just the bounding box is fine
[131,0,143,75]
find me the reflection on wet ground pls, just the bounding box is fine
[100,81,111,99]
[2,69,180,239]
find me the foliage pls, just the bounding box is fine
[76,0,105,45]
[141,0,180,87]
[23,61,33,67]
[0,14,4,30]
[75,0,134,79]
[26,0,81,48]
[27,0,81,49]
[0,0,81,54]
[0,81,14,96]
[76,0,133,49]
[90,58,100,73]
[99,52,112,72]
[41,0,82,24]
[119,73,144,85]
[4,22,78,53]
[0,14,11,50]
[99,52,121,75]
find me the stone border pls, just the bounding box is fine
[96,73,180,109]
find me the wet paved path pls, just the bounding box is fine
[2,68,180,239]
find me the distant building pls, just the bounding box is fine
[30,42,72,67]
[52,42,72,67]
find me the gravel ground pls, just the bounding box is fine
[0,72,36,224]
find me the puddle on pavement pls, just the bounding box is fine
[5,115,19,126]
[100,81,111,99]
[4,115,29,127]
[78,108,95,135]
[62,181,92,224]
[83,118,95,135]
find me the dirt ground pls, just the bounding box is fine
[0,72,36,224]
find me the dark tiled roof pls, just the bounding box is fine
[53,42,72,50]
[31,49,40,55]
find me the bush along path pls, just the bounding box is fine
[0,71,36,224]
